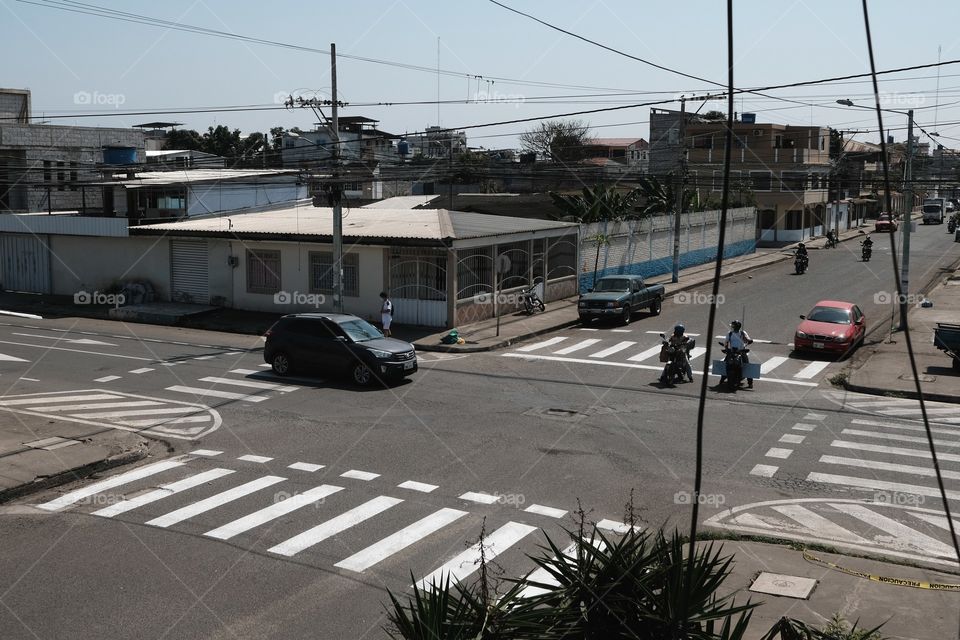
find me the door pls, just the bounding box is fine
[170,239,209,304]
[0,235,51,294]
[316,318,353,372]
[388,249,447,327]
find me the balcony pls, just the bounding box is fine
[687,147,830,166]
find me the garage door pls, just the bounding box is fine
[0,234,51,294]
[170,239,209,303]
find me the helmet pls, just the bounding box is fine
[730,320,742,332]
[673,323,685,335]
[798,242,806,248]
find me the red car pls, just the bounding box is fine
[794,300,866,356]
[875,213,898,232]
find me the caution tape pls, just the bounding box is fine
[802,550,960,592]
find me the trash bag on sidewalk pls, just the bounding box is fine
[441,329,460,345]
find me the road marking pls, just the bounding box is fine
[627,345,662,362]
[524,504,567,518]
[578,327,598,331]
[0,352,29,362]
[289,462,324,472]
[335,507,468,573]
[269,496,403,557]
[193,356,215,360]
[806,472,960,501]
[878,407,960,417]
[610,328,632,333]
[71,406,199,419]
[165,385,269,402]
[648,331,701,336]
[160,362,179,367]
[750,464,778,477]
[779,434,805,444]
[909,512,960,532]
[760,357,789,374]
[851,418,960,436]
[841,429,960,448]
[770,504,867,543]
[0,340,154,362]
[258,364,272,368]
[848,399,923,408]
[501,353,818,386]
[30,400,162,412]
[519,542,577,598]
[803,413,826,421]
[190,449,222,457]
[831,440,960,463]
[588,341,635,358]
[19,377,39,382]
[92,468,235,518]
[0,393,118,406]
[37,459,185,511]
[819,455,960,481]
[596,519,641,534]
[516,337,567,352]
[688,347,707,360]
[229,369,261,375]
[118,416,212,428]
[765,448,793,459]
[129,368,154,374]
[341,469,379,481]
[145,475,285,528]
[829,503,958,558]
[398,480,438,493]
[198,376,299,392]
[553,339,602,355]
[460,491,498,504]
[794,361,830,379]
[12,333,115,346]
[793,424,817,431]
[238,455,273,463]
[205,484,344,540]
[415,521,537,589]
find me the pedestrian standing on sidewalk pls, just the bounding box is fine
[380,291,393,337]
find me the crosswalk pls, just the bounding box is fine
[31,452,637,588]
[724,399,960,565]
[503,333,836,386]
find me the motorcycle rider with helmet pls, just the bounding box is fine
[719,320,754,388]
[794,242,809,272]
[659,323,694,384]
[860,234,873,260]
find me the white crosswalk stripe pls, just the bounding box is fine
[37,459,186,511]
[205,485,344,540]
[505,333,837,384]
[415,521,538,589]
[92,468,235,518]
[269,496,403,557]
[829,503,958,558]
[198,376,299,393]
[145,476,286,528]
[165,385,270,402]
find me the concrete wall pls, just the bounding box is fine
[232,241,386,321]
[579,207,756,291]
[49,235,169,298]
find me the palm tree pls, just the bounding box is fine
[637,174,702,216]
[588,232,611,288]
[549,184,645,223]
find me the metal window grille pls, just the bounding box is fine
[246,249,281,294]
[309,251,359,297]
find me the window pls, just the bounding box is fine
[457,247,492,299]
[309,251,359,297]
[43,161,51,183]
[547,234,577,279]
[56,161,65,191]
[69,162,78,191]
[712,171,723,192]
[780,172,807,191]
[693,134,713,149]
[759,209,776,229]
[246,249,281,294]
[750,171,772,191]
[785,210,804,230]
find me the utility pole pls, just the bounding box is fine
[671,97,686,283]
[899,109,914,332]
[330,42,344,314]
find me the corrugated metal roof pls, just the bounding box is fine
[105,169,306,187]
[130,205,574,243]
[0,213,129,237]
[361,195,440,209]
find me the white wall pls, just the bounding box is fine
[233,241,385,320]
[187,183,307,216]
[49,236,169,298]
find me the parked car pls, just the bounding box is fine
[874,213,898,232]
[263,313,417,386]
[578,275,665,325]
[793,300,866,356]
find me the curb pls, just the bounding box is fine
[0,445,148,505]
[841,380,960,405]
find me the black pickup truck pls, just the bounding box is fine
[577,275,666,325]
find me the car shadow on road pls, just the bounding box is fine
[241,370,415,393]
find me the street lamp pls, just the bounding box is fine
[836,99,914,332]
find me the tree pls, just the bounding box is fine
[549,183,645,223]
[699,110,727,122]
[519,119,590,163]
[450,150,490,184]
[588,232,610,288]
[162,129,204,151]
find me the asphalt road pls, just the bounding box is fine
[1,224,959,639]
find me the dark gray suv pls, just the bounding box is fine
[263,313,418,386]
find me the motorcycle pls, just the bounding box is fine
[520,284,546,314]
[794,253,809,275]
[718,342,749,390]
[825,231,838,248]
[949,215,958,234]
[861,242,872,262]
[659,333,695,385]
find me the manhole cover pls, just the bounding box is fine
[750,572,817,599]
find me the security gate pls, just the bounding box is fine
[170,239,209,304]
[0,235,51,294]
[388,248,447,327]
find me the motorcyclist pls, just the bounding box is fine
[861,235,873,256]
[795,242,809,259]
[825,229,837,248]
[659,323,694,384]
[719,320,754,388]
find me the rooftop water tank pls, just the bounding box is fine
[102,146,137,165]
[741,113,756,124]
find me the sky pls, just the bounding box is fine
[4,0,960,150]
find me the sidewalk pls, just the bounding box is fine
[845,262,960,404]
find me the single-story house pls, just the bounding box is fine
[0,204,579,328]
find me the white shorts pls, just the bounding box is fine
[381,313,392,330]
